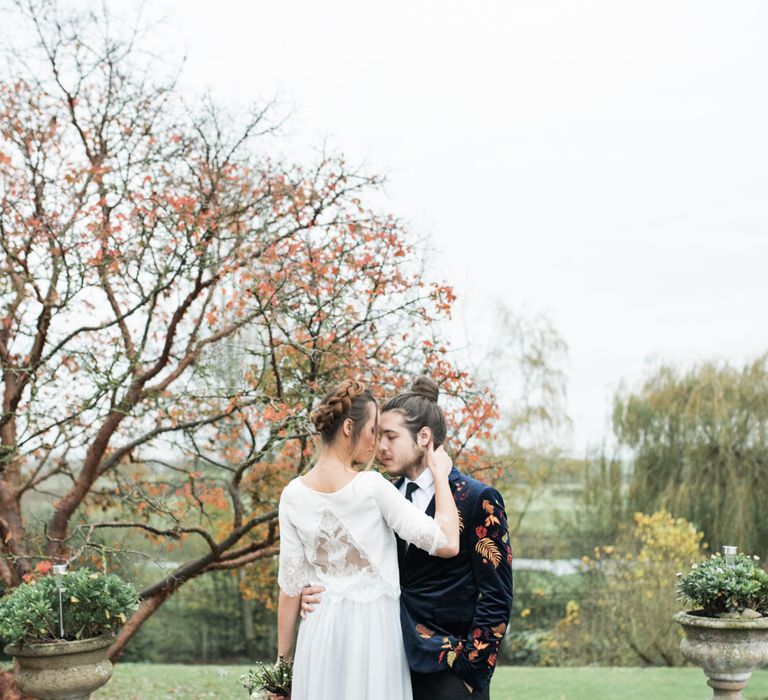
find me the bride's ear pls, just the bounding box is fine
[342,417,353,438]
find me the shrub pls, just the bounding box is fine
[502,629,556,666]
[550,510,704,666]
[0,568,138,644]
[502,570,587,666]
[677,552,768,616]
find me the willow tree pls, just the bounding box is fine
[481,306,574,537]
[614,355,768,557]
[0,0,495,680]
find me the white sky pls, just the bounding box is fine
[145,0,767,453]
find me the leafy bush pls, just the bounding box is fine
[677,552,768,616]
[512,570,586,630]
[0,568,139,644]
[502,570,587,666]
[502,629,556,666]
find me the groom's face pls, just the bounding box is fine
[377,410,423,478]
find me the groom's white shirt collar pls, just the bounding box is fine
[399,466,435,512]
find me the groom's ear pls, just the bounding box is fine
[416,427,432,447]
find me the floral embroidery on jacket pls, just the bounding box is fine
[404,477,513,695]
[474,499,509,569]
[440,637,464,668]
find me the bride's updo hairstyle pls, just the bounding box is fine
[382,376,447,448]
[311,379,376,447]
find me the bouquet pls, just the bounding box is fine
[240,657,293,699]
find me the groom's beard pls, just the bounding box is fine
[377,446,424,478]
[398,449,427,481]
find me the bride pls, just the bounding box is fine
[276,379,460,700]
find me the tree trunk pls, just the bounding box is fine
[108,589,172,661]
[240,574,256,642]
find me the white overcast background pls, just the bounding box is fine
[140,1,768,453]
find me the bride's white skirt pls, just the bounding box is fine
[291,593,412,700]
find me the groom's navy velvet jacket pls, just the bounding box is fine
[395,467,513,694]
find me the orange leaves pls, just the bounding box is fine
[429,282,457,318]
[89,162,111,177]
[199,486,228,511]
[22,560,53,583]
[34,560,53,575]
[59,354,79,373]
[164,194,200,224]
[254,280,276,300]
[262,403,291,423]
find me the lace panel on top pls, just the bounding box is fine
[313,509,374,577]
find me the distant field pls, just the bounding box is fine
[72,664,768,699]
[508,484,582,535]
[503,481,587,560]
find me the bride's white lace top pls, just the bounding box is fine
[278,470,447,602]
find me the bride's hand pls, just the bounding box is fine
[424,441,452,480]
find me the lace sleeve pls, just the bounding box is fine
[277,489,312,596]
[368,473,448,555]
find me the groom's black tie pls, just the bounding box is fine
[398,482,421,562]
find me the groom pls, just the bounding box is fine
[302,377,513,699]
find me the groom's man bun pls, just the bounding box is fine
[410,375,440,403]
[383,376,447,447]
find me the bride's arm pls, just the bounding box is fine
[428,442,460,557]
[277,591,301,661]
[371,443,460,558]
[275,488,310,660]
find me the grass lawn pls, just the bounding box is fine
[82,664,768,699]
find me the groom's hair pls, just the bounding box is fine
[382,376,447,448]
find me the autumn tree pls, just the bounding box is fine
[0,0,495,678]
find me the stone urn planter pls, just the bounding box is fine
[674,611,768,699]
[4,634,114,700]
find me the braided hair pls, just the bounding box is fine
[382,376,446,447]
[311,379,376,446]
